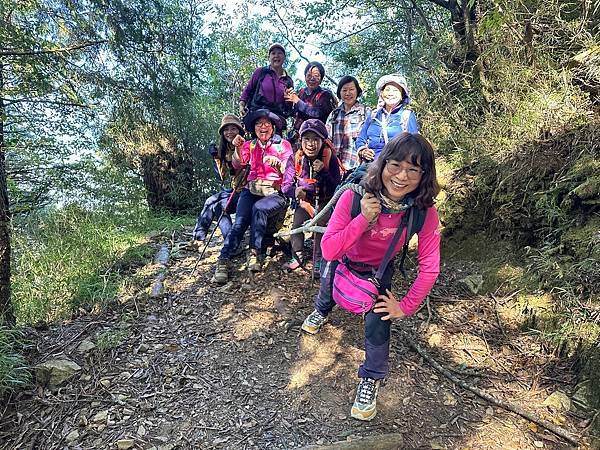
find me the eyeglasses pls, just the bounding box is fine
[385,160,423,179]
[301,136,322,145]
[255,120,273,128]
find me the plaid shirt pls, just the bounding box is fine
[326,102,370,171]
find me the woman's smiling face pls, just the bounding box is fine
[340,81,358,106]
[254,117,274,142]
[301,131,322,159]
[222,124,240,143]
[381,158,423,201]
[269,48,285,69]
[380,83,403,107]
[305,67,322,90]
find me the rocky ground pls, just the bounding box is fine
[0,230,597,450]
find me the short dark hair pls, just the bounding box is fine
[304,62,325,79]
[336,76,362,99]
[362,133,440,210]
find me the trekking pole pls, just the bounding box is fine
[311,190,320,283]
[190,188,238,275]
[190,164,250,275]
[309,163,319,284]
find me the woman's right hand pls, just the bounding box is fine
[295,187,306,200]
[232,135,245,148]
[358,147,375,161]
[360,192,381,223]
[239,101,248,118]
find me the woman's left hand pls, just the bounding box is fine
[264,155,282,171]
[373,289,406,321]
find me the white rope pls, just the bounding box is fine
[275,183,365,237]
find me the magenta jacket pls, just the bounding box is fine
[321,189,441,315]
[232,137,294,190]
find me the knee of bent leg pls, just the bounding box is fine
[365,312,391,345]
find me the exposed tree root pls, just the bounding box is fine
[402,333,580,447]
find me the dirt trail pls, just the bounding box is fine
[0,232,591,449]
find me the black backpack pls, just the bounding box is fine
[349,191,426,277]
[249,66,293,118]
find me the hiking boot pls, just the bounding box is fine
[232,243,246,257]
[283,252,304,271]
[351,377,380,421]
[214,259,229,284]
[301,309,327,334]
[247,249,263,272]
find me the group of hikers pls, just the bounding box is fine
[192,43,441,422]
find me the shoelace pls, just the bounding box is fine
[308,312,324,326]
[358,379,376,403]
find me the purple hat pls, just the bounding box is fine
[299,119,328,140]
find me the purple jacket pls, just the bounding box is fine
[292,87,337,132]
[282,144,342,204]
[240,66,294,118]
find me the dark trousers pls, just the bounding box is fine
[193,189,239,241]
[219,188,287,259]
[314,259,394,380]
[290,205,331,258]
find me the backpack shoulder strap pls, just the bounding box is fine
[397,206,427,277]
[250,67,271,100]
[411,207,426,235]
[350,191,361,219]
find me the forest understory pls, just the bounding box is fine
[0,227,596,450]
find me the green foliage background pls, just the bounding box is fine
[1,0,598,402]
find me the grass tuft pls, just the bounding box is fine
[11,205,190,324]
[0,326,31,396]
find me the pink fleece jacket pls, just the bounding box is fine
[321,189,441,316]
[232,138,293,186]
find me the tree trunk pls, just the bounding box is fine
[429,0,479,63]
[140,137,196,213]
[0,61,15,326]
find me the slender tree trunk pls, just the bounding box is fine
[0,61,15,326]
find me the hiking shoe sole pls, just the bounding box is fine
[351,406,377,421]
[301,319,327,334]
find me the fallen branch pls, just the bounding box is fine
[150,245,170,297]
[402,333,580,446]
[299,432,403,450]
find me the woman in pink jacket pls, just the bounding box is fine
[301,132,441,421]
[214,109,294,283]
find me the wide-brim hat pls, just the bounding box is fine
[299,119,328,140]
[245,109,284,135]
[218,114,244,135]
[376,74,410,102]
